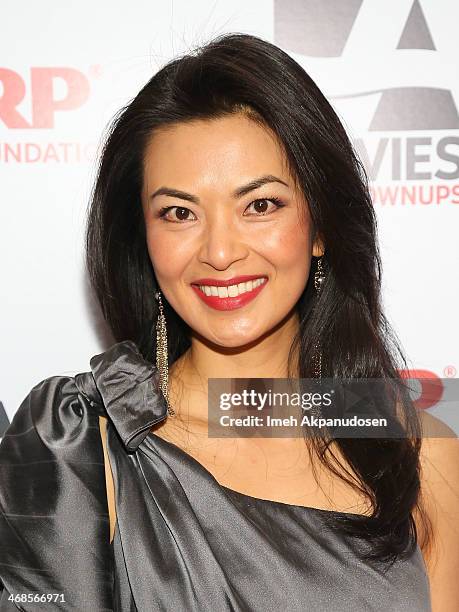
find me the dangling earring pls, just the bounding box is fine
[310,255,326,420]
[313,255,326,381]
[154,289,176,417]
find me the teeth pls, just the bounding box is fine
[198,277,266,298]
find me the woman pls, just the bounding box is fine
[1,32,458,612]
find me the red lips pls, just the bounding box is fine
[191,277,268,311]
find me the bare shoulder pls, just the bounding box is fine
[415,409,459,611]
[417,408,458,438]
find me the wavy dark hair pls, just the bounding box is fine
[85,32,432,567]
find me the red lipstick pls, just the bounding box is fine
[190,275,268,311]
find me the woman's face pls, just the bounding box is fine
[141,113,320,348]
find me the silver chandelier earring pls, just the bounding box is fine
[154,289,176,417]
[310,255,326,420]
[313,255,326,380]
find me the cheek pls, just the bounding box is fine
[144,224,188,279]
[261,223,311,272]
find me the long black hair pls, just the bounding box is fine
[85,32,432,567]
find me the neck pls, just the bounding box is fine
[168,307,300,422]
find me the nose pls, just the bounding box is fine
[197,211,249,271]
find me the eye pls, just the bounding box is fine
[157,206,197,223]
[244,197,286,216]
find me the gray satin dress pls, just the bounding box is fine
[0,340,432,611]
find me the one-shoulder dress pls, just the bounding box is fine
[0,340,432,611]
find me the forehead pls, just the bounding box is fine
[142,114,292,189]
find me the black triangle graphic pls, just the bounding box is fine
[397,0,436,50]
[369,87,459,131]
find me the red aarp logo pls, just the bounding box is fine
[0,67,90,129]
[400,369,444,410]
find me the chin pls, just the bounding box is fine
[207,330,268,350]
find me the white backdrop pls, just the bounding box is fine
[1,0,458,434]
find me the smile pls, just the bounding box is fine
[196,277,266,297]
[190,277,268,311]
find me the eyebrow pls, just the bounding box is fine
[149,174,289,204]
